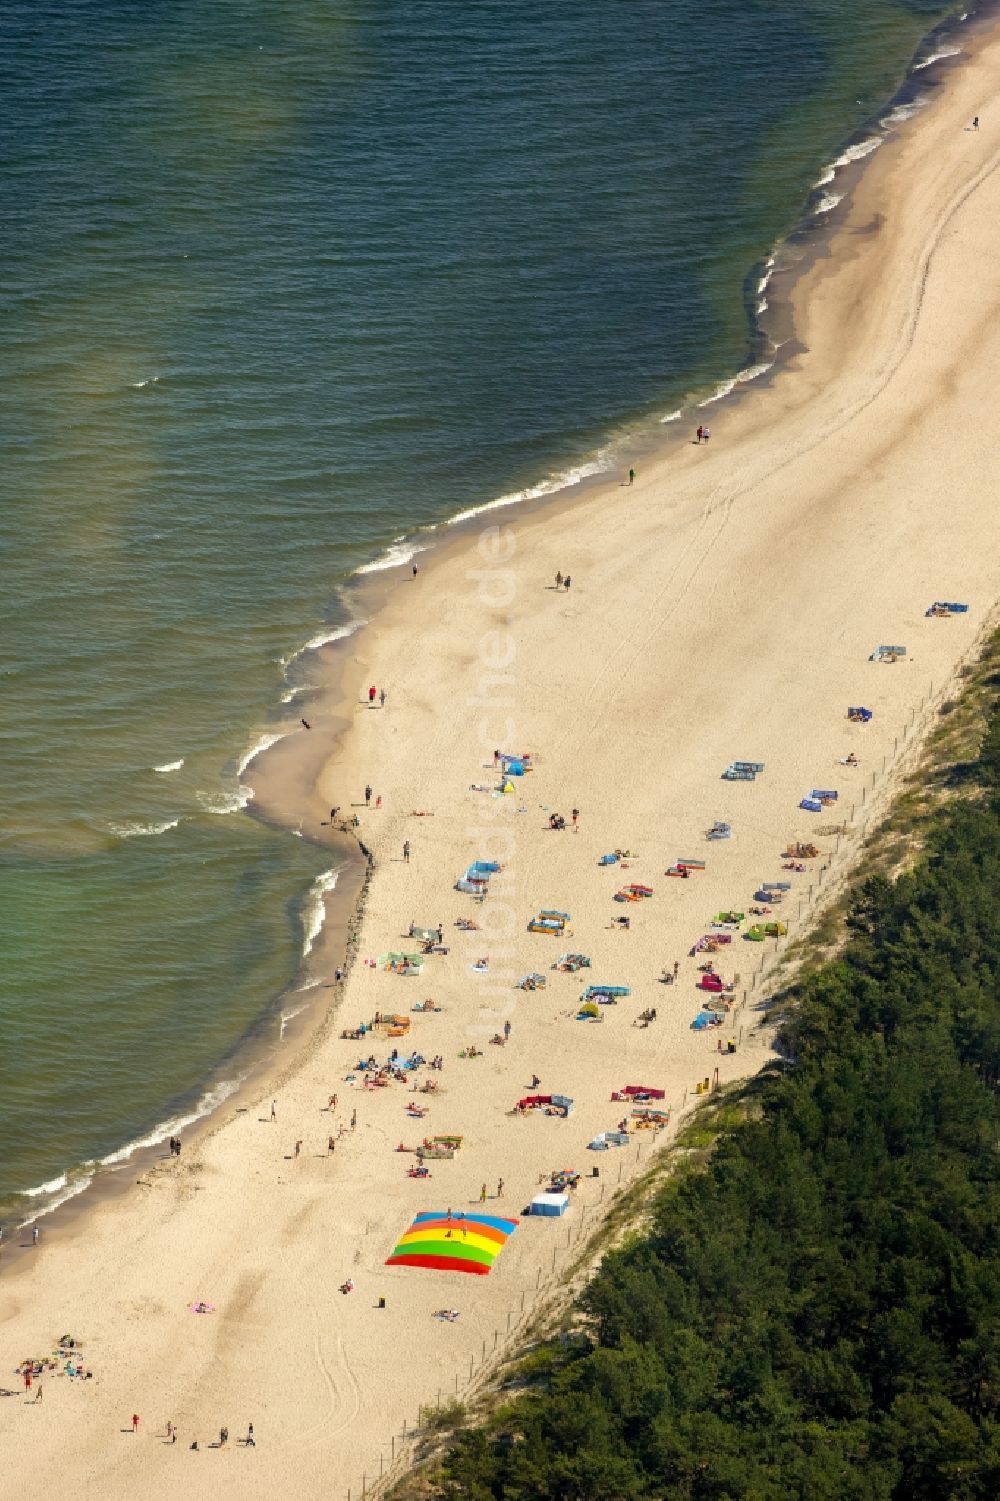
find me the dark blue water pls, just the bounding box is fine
[0,0,968,1215]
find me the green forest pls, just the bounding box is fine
[413,696,1000,1500]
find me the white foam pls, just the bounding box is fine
[814,167,836,189]
[301,867,339,957]
[153,758,185,773]
[280,683,317,704]
[129,376,160,389]
[736,360,774,384]
[109,817,181,838]
[446,453,613,526]
[660,409,683,424]
[237,731,287,777]
[23,1172,69,1198]
[833,136,882,167]
[757,298,768,316]
[914,46,960,70]
[697,377,737,408]
[96,1076,243,1168]
[814,192,844,215]
[19,1172,94,1226]
[354,538,430,574]
[881,98,927,128]
[279,1002,311,1038]
[281,620,364,669]
[197,787,253,815]
[757,257,776,296]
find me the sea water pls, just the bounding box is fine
[0,0,971,1217]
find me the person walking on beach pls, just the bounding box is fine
[329,806,339,823]
[329,1093,338,1112]
[497,1178,504,1198]
[328,1135,336,1154]
[132,1414,140,1434]
[628,466,635,486]
[350,1108,357,1130]
[503,1018,512,1040]
[34,1379,43,1402]
[403,839,411,864]
[412,563,419,579]
[479,1183,487,1203]
[696,424,704,443]
[32,1226,39,1246]
[379,687,386,707]
[166,1421,175,1442]
[368,685,377,704]
[571,807,579,829]
[563,575,571,591]
[364,783,372,806]
[702,425,711,443]
[270,1099,277,1122]
[555,571,562,589]
[973,115,980,129]
[301,718,311,729]
[246,1423,255,1447]
[294,1139,302,1159]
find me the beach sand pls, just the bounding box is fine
[4,29,1000,1499]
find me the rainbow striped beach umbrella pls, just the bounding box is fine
[385,1211,519,1275]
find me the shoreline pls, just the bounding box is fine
[2,0,988,1247]
[6,13,1000,1494]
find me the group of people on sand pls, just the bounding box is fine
[162,1420,255,1451]
[553,572,572,590]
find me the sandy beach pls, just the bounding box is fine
[5,26,1000,1499]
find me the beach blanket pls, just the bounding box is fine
[386,1211,518,1275]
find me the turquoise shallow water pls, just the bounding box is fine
[0,0,970,1216]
